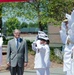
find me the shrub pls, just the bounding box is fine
[3,38,33,52]
[50,47,63,64]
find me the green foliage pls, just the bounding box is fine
[1,0,74,31]
[20,22,28,28]
[5,17,20,35]
[3,37,8,45]
[47,0,74,21]
[50,47,63,64]
[29,22,38,28]
[26,40,32,51]
[0,4,2,18]
[3,38,33,51]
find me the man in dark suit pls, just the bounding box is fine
[7,29,28,75]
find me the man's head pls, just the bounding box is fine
[63,19,68,23]
[63,19,68,29]
[13,29,20,38]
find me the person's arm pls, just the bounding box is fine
[66,35,70,45]
[32,42,38,51]
[7,41,11,66]
[36,44,46,53]
[24,40,28,66]
[59,30,67,44]
[32,40,41,51]
[44,45,50,67]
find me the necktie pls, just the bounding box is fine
[17,38,19,48]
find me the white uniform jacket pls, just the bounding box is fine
[32,40,50,69]
[63,35,74,72]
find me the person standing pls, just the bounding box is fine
[59,19,69,45]
[0,33,3,71]
[7,29,28,75]
[60,9,74,75]
[64,23,74,75]
[32,31,50,75]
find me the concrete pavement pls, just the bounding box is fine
[0,67,65,75]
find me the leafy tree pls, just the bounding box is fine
[20,22,28,28]
[47,0,74,21]
[26,0,74,29]
[1,0,74,32]
[5,17,20,35]
[28,22,35,28]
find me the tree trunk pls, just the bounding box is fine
[37,2,43,31]
[39,21,43,31]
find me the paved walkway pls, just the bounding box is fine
[0,68,65,75]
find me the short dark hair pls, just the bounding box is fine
[46,40,50,44]
[38,38,50,44]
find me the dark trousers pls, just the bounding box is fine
[10,65,24,75]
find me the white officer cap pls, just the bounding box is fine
[38,31,46,35]
[63,19,68,22]
[37,31,47,39]
[38,33,49,41]
[38,30,48,38]
[43,36,49,40]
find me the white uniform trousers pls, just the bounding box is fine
[66,70,72,75]
[71,59,74,75]
[36,68,50,75]
[45,68,50,75]
[36,68,45,75]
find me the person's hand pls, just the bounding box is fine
[60,26,61,30]
[24,62,28,67]
[7,62,10,67]
[67,39,70,45]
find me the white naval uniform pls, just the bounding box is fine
[71,46,74,75]
[63,34,74,75]
[59,22,68,44]
[59,29,67,44]
[59,22,72,75]
[32,40,50,75]
[62,11,74,75]
[0,37,3,65]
